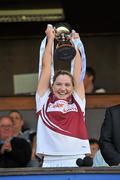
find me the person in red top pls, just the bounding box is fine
[36,25,90,167]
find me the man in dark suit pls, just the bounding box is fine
[99,104,120,166]
[0,115,31,168]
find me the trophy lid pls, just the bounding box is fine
[54,22,71,33]
[55,26,70,34]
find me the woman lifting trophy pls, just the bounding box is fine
[35,23,90,167]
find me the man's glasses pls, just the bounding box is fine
[0,125,13,129]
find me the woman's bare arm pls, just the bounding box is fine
[37,26,55,96]
[72,33,85,100]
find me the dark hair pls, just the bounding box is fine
[86,67,96,83]
[89,138,99,146]
[53,70,74,86]
[8,110,23,120]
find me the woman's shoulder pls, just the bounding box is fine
[73,91,86,112]
[36,89,50,99]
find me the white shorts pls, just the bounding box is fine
[42,154,85,167]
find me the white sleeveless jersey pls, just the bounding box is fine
[36,90,90,157]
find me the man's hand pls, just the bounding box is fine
[0,140,12,154]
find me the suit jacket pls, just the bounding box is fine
[99,104,120,166]
[0,137,31,168]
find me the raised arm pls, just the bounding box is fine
[37,26,55,96]
[72,33,85,100]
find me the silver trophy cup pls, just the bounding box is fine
[54,23,76,71]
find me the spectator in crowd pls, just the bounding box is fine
[84,66,106,94]
[9,110,40,167]
[8,110,36,143]
[86,138,100,158]
[82,138,100,167]
[99,104,120,166]
[35,25,90,167]
[0,115,31,168]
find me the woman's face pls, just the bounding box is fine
[52,74,73,99]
